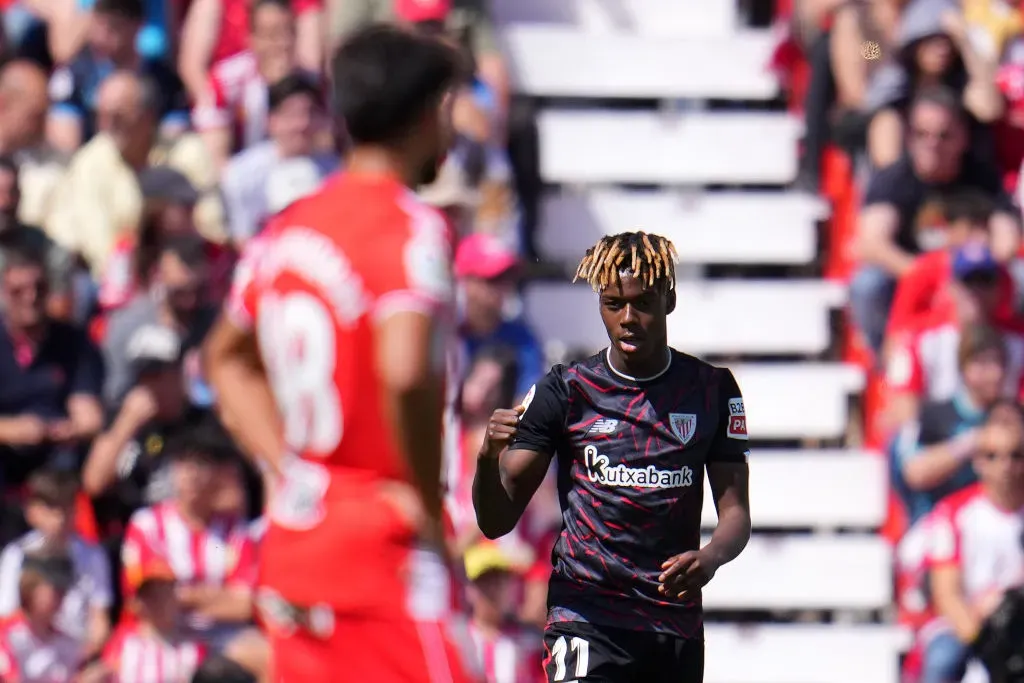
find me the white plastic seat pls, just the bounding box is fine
[702,535,892,611]
[731,364,864,440]
[494,0,738,37]
[540,190,827,265]
[540,110,800,184]
[504,26,778,99]
[705,624,911,683]
[523,281,847,356]
[701,450,887,529]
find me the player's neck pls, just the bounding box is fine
[345,147,416,188]
[605,346,672,382]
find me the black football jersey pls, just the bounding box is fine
[510,349,749,637]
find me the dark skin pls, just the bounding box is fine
[473,274,751,600]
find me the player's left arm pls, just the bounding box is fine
[660,368,751,600]
[203,244,286,476]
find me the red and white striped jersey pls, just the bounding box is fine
[102,623,205,683]
[191,51,268,151]
[0,613,81,683]
[927,484,1024,602]
[466,622,543,683]
[886,315,1024,401]
[121,502,258,628]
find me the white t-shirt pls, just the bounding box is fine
[928,485,1024,602]
[0,532,113,641]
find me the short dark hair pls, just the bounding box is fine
[94,0,144,21]
[910,85,967,122]
[941,188,995,225]
[268,73,322,112]
[1,240,47,275]
[191,656,257,683]
[159,234,207,270]
[332,23,463,145]
[959,324,1007,369]
[250,0,292,26]
[27,469,80,508]
[166,416,239,466]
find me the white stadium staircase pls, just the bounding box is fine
[493,0,911,680]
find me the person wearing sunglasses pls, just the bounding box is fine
[926,400,1024,683]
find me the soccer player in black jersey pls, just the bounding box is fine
[473,231,752,683]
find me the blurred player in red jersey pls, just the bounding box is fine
[203,23,475,683]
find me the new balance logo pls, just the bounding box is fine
[588,419,619,434]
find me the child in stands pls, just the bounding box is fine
[0,549,83,683]
[100,558,206,683]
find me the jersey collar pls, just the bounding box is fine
[604,347,673,383]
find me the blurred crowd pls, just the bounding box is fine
[0,0,556,681]
[784,0,1024,680]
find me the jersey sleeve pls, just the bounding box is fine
[509,367,569,455]
[371,203,453,321]
[224,237,264,331]
[120,510,159,598]
[926,498,962,569]
[708,368,750,463]
[885,336,924,395]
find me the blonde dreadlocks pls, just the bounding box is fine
[573,232,679,292]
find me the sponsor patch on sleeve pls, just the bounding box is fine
[726,397,747,440]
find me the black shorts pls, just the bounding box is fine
[542,621,704,683]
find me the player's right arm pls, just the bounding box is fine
[473,370,566,539]
[203,243,286,475]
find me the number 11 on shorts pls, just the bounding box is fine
[551,636,590,681]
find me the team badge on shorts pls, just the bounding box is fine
[669,413,697,445]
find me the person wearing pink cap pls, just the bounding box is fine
[456,233,543,402]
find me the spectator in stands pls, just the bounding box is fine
[46,0,187,154]
[926,400,1024,683]
[46,71,221,278]
[190,0,305,169]
[121,422,257,651]
[885,244,1024,424]
[885,189,1009,340]
[178,0,322,106]
[797,0,902,187]
[0,245,103,542]
[100,558,207,683]
[865,0,1004,169]
[455,233,542,399]
[102,235,216,407]
[463,541,542,683]
[84,324,207,533]
[419,145,483,241]
[0,157,75,321]
[852,87,1020,353]
[892,324,1009,523]
[50,0,180,64]
[221,73,336,249]
[0,549,83,682]
[0,470,112,657]
[99,170,232,316]
[0,61,65,231]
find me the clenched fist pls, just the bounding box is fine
[478,405,526,460]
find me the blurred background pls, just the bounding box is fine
[0,0,1023,681]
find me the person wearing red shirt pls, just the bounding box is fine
[178,0,321,109]
[100,558,207,683]
[190,0,307,169]
[886,243,1024,426]
[924,401,1024,683]
[887,189,1014,341]
[463,542,543,683]
[204,24,474,683]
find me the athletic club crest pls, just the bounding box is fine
[669,413,697,445]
